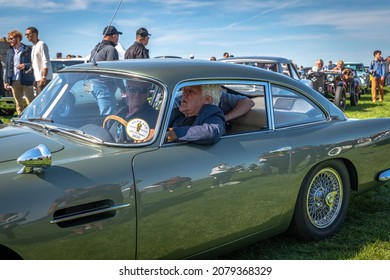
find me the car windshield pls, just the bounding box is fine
[19,72,165,145]
[344,63,364,72]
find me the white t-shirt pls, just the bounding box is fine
[31,40,53,80]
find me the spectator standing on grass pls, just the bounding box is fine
[89,25,125,115]
[368,50,386,102]
[4,30,35,115]
[125,27,151,59]
[25,27,53,95]
[90,25,122,62]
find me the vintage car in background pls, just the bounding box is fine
[51,58,87,78]
[344,62,369,93]
[308,68,360,111]
[0,59,389,260]
[219,56,313,89]
[0,89,17,115]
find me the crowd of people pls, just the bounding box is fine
[2,27,53,115]
[1,25,253,145]
[307,51,390,103]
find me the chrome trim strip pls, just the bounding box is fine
[269,146,292,153]
[50,203,131,224]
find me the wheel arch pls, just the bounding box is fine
[0,244,23,260]
[339,158,358,192]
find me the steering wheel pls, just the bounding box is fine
[103,115,128,128]
[102,115,155,143]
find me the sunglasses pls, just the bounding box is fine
[125,86,149,94]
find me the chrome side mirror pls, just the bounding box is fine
[17,144,52,174]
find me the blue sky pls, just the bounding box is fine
[1,0,390,67]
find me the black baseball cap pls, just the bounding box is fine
[136,27,151,37]
[103,26,123,36]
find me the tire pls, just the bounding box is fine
[54,94,75,118]
[0,109,14,116]
[333,85,346,111]
[288,160,350,241]
[350,91,358,106]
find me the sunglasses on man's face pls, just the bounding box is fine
[125,86,149,94]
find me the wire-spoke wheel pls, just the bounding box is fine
[289,160,350,240]
[307,167,343,228]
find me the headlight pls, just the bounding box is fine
[327,74,335,82]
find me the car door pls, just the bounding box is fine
[133,81,292,259]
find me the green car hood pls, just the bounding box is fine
[0,125,64,163]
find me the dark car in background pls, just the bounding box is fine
[308,68,360,111]
[51,58,87,77]
[344,62,369,93]
[219,56,313,89]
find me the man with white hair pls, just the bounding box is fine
[167,84,225,145]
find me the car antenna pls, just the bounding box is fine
[91,0,123,66]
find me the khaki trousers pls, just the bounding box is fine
[11,80,35,115]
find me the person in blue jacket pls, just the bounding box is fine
[4,30,35,115]
[369,50,386,102]
[167,84,225,145]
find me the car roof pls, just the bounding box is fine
[64,58,293,83]
[63,59,333,110]
[219,56,293,64]
[51,58,87,62]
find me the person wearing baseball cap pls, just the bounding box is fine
[125,27,151,59]
[103,26,123,36]
[88,25,125,115]
[90,25,123,62]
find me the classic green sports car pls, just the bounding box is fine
[0,59,389,259]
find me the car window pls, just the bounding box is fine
[224,83,268,133]
[345,63,364,72]
[285,62,301,80]
[167,82,268,140]
[21,72,165,144]
[272,85,326,128]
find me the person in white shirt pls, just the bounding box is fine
[25,27,53,94]
[308,59,325,74]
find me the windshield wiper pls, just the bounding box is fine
[12,118,104,143]
[50,127,104,143]
[27,117,54,123]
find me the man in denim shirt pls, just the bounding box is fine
[369,50,386,102]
